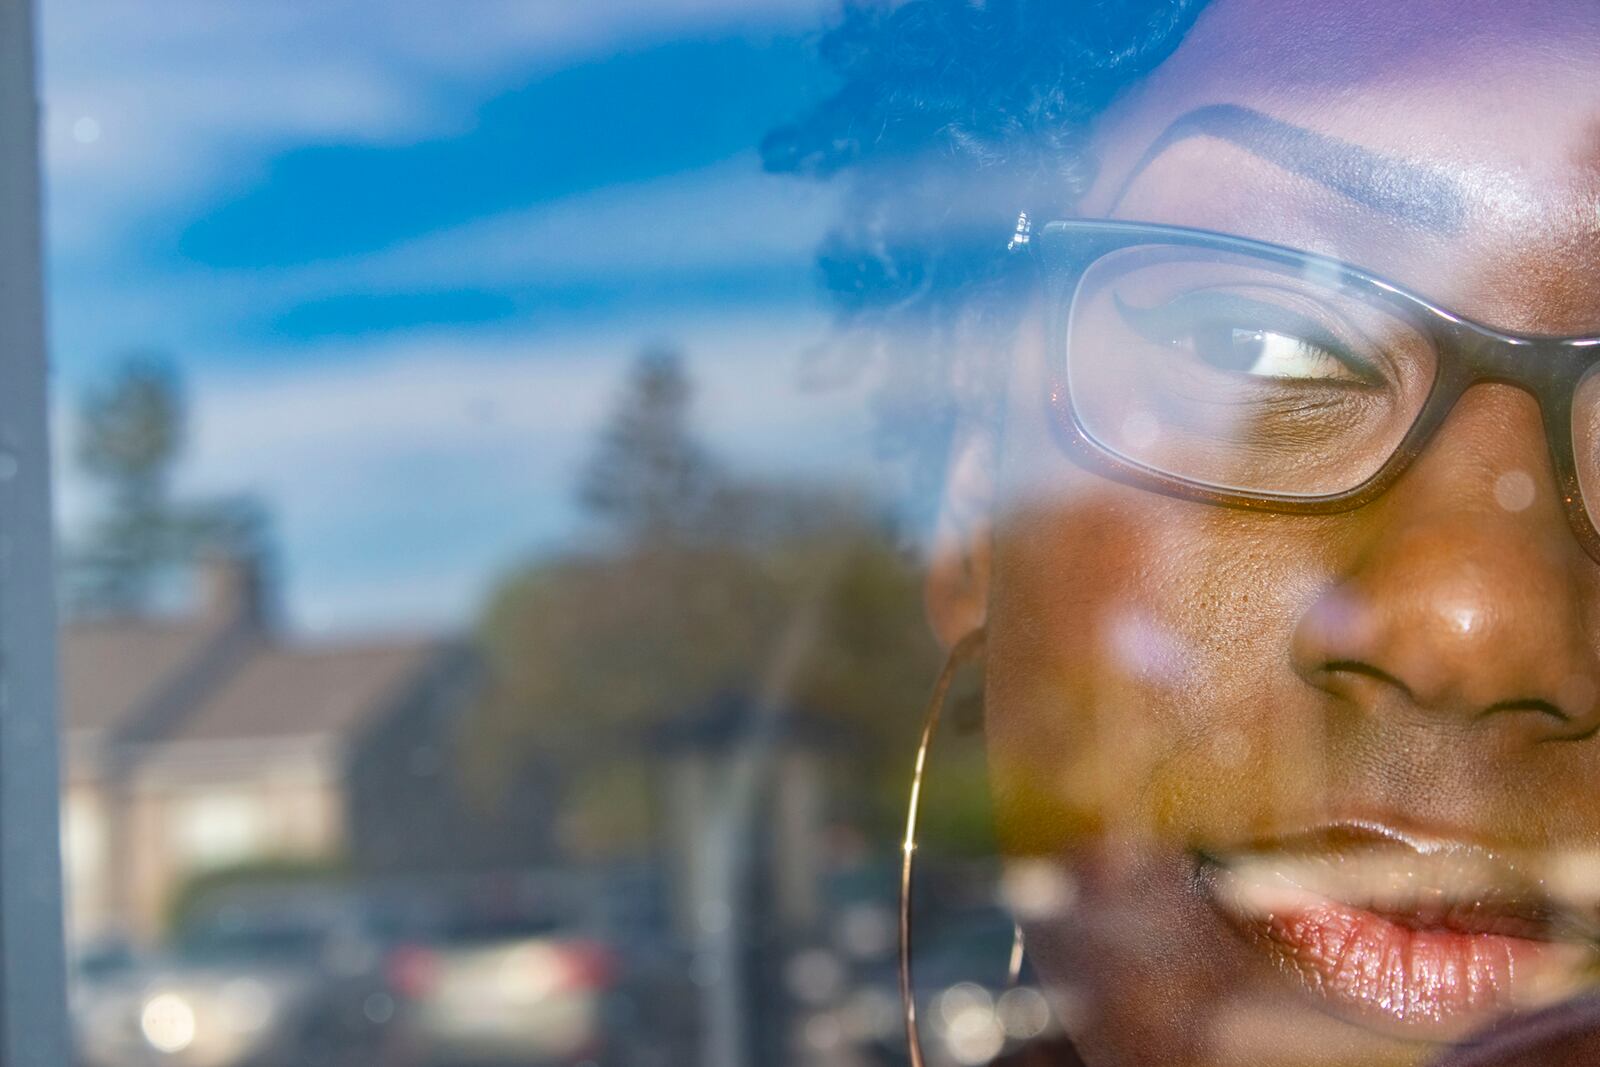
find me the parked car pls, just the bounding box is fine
[385,907,625,1067]
[74,889,399,1067]
[71,936,144,1066]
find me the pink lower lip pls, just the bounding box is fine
[1237,895,1583,1039]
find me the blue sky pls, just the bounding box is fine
[39,0,888,634]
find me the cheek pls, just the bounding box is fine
[983,483,1335,857]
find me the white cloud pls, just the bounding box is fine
[54,153,836,343]
[281,153,840,294]
[178,309,875,505]
[38,0,836,253]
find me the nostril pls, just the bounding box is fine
[1475,680,1600,743]
[1532,674,1600,742]
[1476,698,1571,725]
[1533,714,1600,744]
[1319,660,1415,703]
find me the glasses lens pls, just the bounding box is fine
[1572,367,1600,534]
[1064,244,1438,498]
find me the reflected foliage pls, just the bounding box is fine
[67,356,273,618]
[575,346,719,547]
[466,349,945,854]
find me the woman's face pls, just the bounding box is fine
[930,1,1600,1064]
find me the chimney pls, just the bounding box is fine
[195,550,266,628]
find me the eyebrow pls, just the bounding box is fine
[1105,103,1468,234]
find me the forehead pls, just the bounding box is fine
[1081,0,1600,334]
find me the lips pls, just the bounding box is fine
[1200,823,1600,1040]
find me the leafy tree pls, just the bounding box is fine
[465,347,946,856]
[468,502,940,853]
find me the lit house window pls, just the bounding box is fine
[174,792,263,869]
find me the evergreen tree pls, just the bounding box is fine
[74,356,186,615]
[577,347,719,544]
[70,356,272,617]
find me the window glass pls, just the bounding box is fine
[42,2,1600,1066]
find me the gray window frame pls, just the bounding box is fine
[0,0,71,1062]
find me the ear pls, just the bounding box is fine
[925,429,995,650]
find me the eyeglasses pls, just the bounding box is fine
[1029,219,1600,560]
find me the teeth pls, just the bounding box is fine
[1212,859,1325,921]
[1214,850,1544,927]
[1544,848,1600,916]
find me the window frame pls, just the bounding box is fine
[0,0,71,1061]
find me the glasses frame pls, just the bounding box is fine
[1032,218,1600,560]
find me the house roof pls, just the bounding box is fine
[60,605,448,751]
[61,620,225,736]
[167,639,439,744]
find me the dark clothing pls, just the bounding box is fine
[1427,995,1600,1067]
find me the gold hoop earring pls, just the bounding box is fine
[899,627,1024,1067]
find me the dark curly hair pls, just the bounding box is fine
[762,0,1211,526]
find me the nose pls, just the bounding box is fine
[1291,385,1600,739]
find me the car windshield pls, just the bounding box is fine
[173,915,331,965]
[441,914,560,944]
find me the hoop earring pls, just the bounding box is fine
[900,627,1024,1067]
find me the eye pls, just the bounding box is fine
[1194,323,1366,383]
[1114,292,1382,387]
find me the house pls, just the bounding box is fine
[60,554,481,944]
